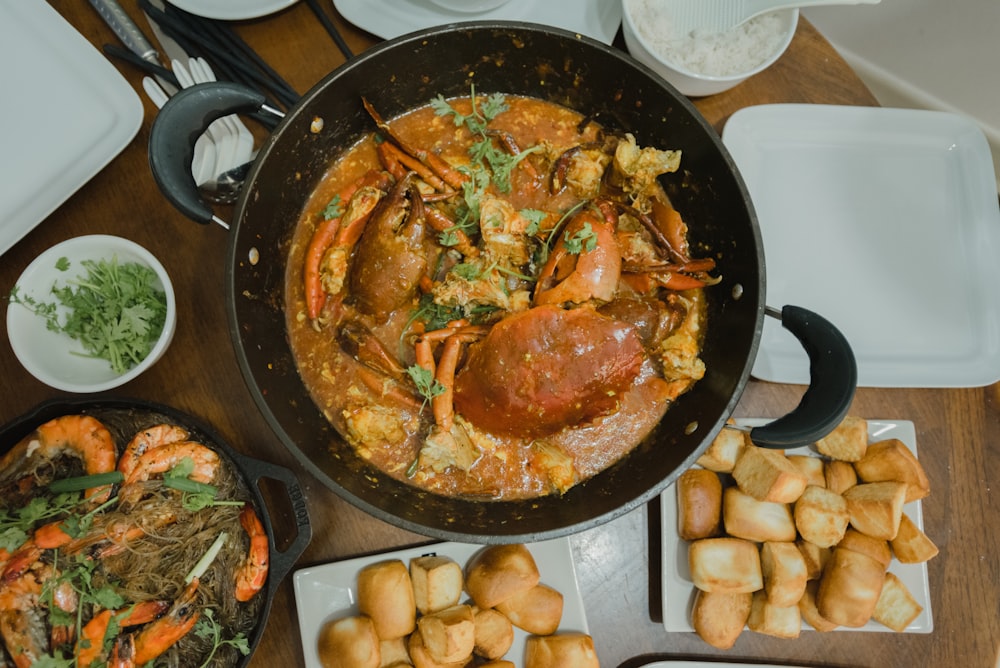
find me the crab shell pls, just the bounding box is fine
[452,304,644,438]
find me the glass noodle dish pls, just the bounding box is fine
[286,88,719,500]
[0,410,267,667]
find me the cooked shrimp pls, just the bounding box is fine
[132,578,201,665]
[77,600,168,668]
[234,506,269,602]
[123,441,219,485]
[0,561,49,668]
[119,440,220,505]
[117,423,189,478]
[0,415,116,501]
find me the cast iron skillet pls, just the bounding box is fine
[149,22,855,543]
[0,397,312,666]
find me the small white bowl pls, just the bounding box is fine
[425,0,513,12]
[7,235,176,393]
[622,0,798,97]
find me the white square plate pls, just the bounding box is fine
[660,419,933,634]
[293,538,587,667]
[0,2,142,257]
[722,104,1000,388]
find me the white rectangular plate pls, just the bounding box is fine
[333,0,622,45]
[722,104,1000,388]
[661,419,933,634]
[0,2,142,257]
[293,537,587,667]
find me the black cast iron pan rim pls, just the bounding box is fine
[0,395,312,667]
[220,20,766,544]
[149,19,851,545]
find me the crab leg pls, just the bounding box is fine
[424,207,479,257]
[432,334,465,432]
[377,141,449,192]
[363,97,468,191]
[650,199,691,263]
[304,170,390,320]
[415,326,489,431]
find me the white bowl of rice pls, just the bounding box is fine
[622,0,798,97]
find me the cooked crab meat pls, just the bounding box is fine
[564,147,612,199]
[614,133,681,195]
[432,261,519,313]
[479,194,535,266]
[417,419,480,473]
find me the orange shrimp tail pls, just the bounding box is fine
[235,506,269,602]
[132,579,201,665]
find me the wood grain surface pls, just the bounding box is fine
[2,3,997,666]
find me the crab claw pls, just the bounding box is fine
[452,305,644,438]
[534,209,621,306]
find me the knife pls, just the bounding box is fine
[143,0,191,66]
[87,0,178,94]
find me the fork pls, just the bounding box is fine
[188,58,255,177]
[142,76,216,187]
[171,58,237,188]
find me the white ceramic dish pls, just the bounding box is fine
[621,1,797,97]
[333,0,622,45]
[0,2,142,258]
[7,236,177,393]
[661,418,933,634]
[169,0,298,20]
[427,0,514,12]
[293,538,587,667]
[722,104,1000,388]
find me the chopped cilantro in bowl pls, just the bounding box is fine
[6,235,176,392]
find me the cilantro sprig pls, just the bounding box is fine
[564,221,598,254]
[406,365,446,411]
[9,256,168,374]
[0,493,81,552]
[165,458,243,512]
[194,608,251,667]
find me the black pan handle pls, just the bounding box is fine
[148,82,269,226]
[749,305,857,449]
[228,449,313,589]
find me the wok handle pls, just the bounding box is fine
[148,82,268,226]
[230,451,313,586]
[749,305,857,449]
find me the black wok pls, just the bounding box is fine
[149,22,855,543]
[0,397,312,666]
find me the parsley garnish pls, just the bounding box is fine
[431,87,508,135]
[432,87,535,195]
[520,209,549,237]
[0,492,84,552]
[406,365,446,409]
[9,257,168,375]
[564,222,598,254]
[193,608,251,667]
[322,194,344,220]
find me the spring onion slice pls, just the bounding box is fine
[186,531,228,583]
[48,471,124,493]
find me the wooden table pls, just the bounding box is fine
[6,3,998,666]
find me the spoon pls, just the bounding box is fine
[198,159,254,205]
[660,0,881,35]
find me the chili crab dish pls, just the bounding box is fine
[285,90,719,500]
